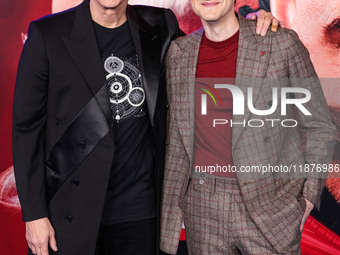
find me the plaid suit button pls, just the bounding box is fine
[264,137,271,143]
[199,180,204,185]
[200,174,205,178]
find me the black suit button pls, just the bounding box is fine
[71,179,80,187]
[264,137,271,143]
[77,142,86,150]
[268,100,273,107]
[166,104,169,109]
[65,214,73,223]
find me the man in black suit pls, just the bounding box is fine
[12,0,279,255]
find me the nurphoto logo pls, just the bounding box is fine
[198,81,312,128]
[200,84,311,116]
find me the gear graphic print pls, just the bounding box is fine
[104,55,145,122]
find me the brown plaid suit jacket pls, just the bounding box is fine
[160,16,336,254]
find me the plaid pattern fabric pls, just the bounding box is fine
[184,175,302,254]
[160,16,335,254]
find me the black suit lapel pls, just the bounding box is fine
[62,0,113,127]
[127,5,162,127]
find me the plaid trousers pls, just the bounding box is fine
[183,174,303,255]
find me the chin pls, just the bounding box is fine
[199,13,221,22]
[101,3,121,9]
[96,0,126,9]
[203,17,219,23]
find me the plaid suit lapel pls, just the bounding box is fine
[232,17,273,150]
[176,28,204,164]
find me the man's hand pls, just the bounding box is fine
[246,9,285,36]
[300,198,314,232]
[26,217,58,255]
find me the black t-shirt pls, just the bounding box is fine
[93,20,156,224]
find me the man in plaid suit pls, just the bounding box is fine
[160,0,336,254]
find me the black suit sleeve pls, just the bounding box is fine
[13,21,49,222]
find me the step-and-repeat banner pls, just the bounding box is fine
[0,0,339,254]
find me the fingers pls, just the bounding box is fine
[261,16,273,36]
[271,19,279,33]
[49,232,58,252]
[300,215,308,232]
[255,10,267,35]
[300,201,313,233]
[279,21,285,28]
[38,243,50,255]
[28,239,49,255]
[253,10,285,36]
[29,237,56,255]
[29,244,37,255]
[304,198,315,213]
[300,223,304,232]
[300,216,307,232]
[26,218,57,255]
[255,10,272,36]
[257,10,274,36]
[245,12,257,21]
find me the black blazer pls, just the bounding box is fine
[12,0,181,254]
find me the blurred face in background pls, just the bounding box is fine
[270,0,340,106]
[270,0,340,107]
[270,0,340,78]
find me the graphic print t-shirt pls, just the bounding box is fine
[93,21,156,224]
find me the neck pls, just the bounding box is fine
[90,0,128,28]
[202,12,239,42]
